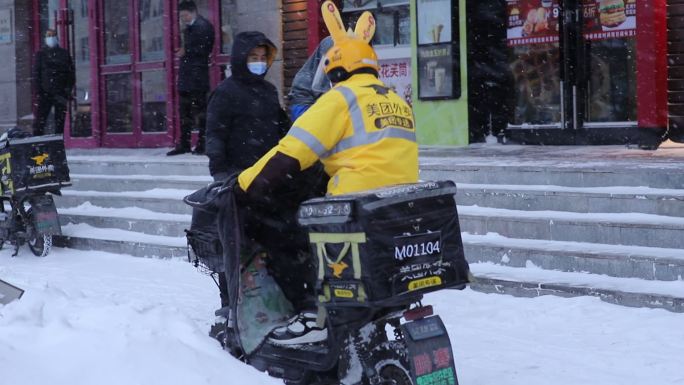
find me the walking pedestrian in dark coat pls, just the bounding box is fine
[168,0,215,156]
[32,29,75,136]
[205,31,290,181]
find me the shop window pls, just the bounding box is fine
[140,0,165,61]
[79,37,88,61]
[104,1,131,64]
[38,0,59,38]
[80,0,87,18]
[585,38,637,122]
[105,73,133,133]
[141,70,168,133]
[343,0,410,47]
[220,0,238,54]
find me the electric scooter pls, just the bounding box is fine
[186,180,471,385]
[0,130,70,257]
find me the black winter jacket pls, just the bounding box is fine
[205,31,289,178]
[178,15,214,92]
[32,46,75,96]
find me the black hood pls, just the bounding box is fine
[230,31,277,82]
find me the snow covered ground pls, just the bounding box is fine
[1,248,683,385]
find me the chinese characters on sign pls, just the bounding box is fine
[506,0,560,46]
[0,9,12,44]
[506,0,637,46]
[378,58,413,106]
[582,0,636,41]
[417,44,456,99]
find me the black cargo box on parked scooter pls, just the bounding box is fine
[297,180,471,308]
[0,135,71,196]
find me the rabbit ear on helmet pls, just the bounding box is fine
[321,1,347,42]
[354,11,376,43]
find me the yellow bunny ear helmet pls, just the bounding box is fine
[354,11,376,43]
[320,1,379,82]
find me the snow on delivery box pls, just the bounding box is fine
[0,135,71,196]
[297,181,471,307]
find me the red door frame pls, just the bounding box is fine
[307,0,326,54]
[636,0,668,130]
[97,0,176,148]
[31,0,229,148]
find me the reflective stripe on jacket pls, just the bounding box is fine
[239,73,419,196]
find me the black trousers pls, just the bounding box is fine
[33,93,68,136]
[179,90,208,149]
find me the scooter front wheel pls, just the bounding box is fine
[28,233,52,257]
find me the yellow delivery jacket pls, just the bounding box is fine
[239,73,418,196]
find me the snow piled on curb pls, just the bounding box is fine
[1,247,684,385]
[0,248,279,385]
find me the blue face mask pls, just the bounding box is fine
[247,61,268,76]
[45,36,58,47]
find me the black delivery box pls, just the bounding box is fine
[297,180,470,308]
[0,135,71,196]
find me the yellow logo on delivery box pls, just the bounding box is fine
[31,153,49,165]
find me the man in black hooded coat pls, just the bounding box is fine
[204,31,325,316]
[205,31,289,182]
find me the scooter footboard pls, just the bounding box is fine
[401,316,460,385]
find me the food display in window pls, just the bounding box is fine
[598,0,627,28]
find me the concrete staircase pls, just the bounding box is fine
[420,144,684,312]
[54,150,209,259]
[55,146,684,312]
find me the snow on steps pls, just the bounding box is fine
[418,146,684,312]
[55,188,195,215]
[55,148,684,312]
[59,203,191,237]
[457,183,684,216]
[469,262,684,313]
[54,223,187,259]
[458,205,684,249]
[70,173,211,192]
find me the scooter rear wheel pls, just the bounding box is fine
[370,341,413,385]
[28,233,52,257]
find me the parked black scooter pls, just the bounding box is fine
[186,180,471,385]
[0,130,70,257]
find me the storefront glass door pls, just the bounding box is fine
[506,1,563,129]
[36,0,230,148]
[504,0,638,131]
[581,0,637,127]
[100,0,173,147]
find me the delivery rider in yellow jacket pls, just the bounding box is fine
[238,38,418,200]
[236,36,419,345]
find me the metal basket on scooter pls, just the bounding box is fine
[185,206,224,274]
[297,180,471,308]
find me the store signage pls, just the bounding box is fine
[416,0,461,100]
[506,0,560,46]
[0,9,12,44]
[506,0,637,46]
[378,58,413,106]
[582,0,636,41]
